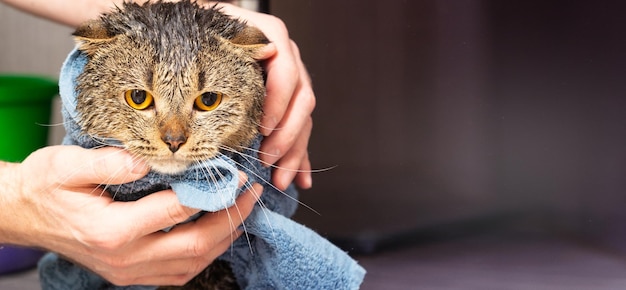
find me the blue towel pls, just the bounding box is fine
[38,48,365,289]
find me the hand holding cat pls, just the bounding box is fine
[0,146,260,286]
[214,3,316,191]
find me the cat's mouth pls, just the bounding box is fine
[146,156,194,175]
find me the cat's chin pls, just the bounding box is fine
[148,159,193,175]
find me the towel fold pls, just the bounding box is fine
[39,48,365,290]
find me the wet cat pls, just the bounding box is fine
[72,1,268,289]
[73,1,267,175]
[42,2,365,289]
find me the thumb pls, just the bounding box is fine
[117,189,201,237]
[41,146,150,187]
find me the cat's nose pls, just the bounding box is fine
[162,134,187,153]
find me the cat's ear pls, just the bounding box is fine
[72,19,118,55]
[230,26,271,58]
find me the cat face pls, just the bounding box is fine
[72,1,268,174]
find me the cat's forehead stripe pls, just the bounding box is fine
[198,70,206,92]
[146,69,154,91]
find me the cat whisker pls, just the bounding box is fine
[232,145,280,158]
[253,119,284,133]
[229,202,254,254]
[220,145,336,174]
[97,149,142,195]
[197,157,255,253]
[51,149,137,209]
[232,172,276,242]
[82,133,127,149]
[77,135,129,200]
[196,158,229,206]
[194,158,234,233]
[36,121,70,128]
[245,181,277,242]
[216,152,320,216]
[106,153,147,200]
[243,178,270,214]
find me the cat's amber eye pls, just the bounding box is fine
[124,89,153,110]
[194,92,223,111]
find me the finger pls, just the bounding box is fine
[107,189,201,240]
[260,39,299,136]
[259,51,315,166]
[93,171,251,249]
[46,146,150,187]
[271,117,313,190]
[126,272,189,286]
[196,183,262,237]
[126,184,262,262]
[120,231,243,286]
[294,152,313,189]
[237,170,249,188]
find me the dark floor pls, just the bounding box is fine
[2,227,626,289]
[357,229,626,290]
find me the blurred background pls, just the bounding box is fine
[273,0,626,253]
[2,0,626,288]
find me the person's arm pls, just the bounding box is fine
[0,0,136,27]
[0,146,260,286]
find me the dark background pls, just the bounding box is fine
[271,0,626,253]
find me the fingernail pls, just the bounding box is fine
[247,183,264,201]
[238,171,249,185]
[302,174,313,189]
[254,183,264,199]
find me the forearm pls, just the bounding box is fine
[0,0,144,27]
[0,161,29,245]
[1,0,251,28]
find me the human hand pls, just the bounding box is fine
[213,3,316,191]
[1,146,260,286]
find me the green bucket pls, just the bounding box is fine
[0,74,57,275]
[0,75,58,162]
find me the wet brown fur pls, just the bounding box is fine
[73,0,268,175]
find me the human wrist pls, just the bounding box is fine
[0,161,27,245]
